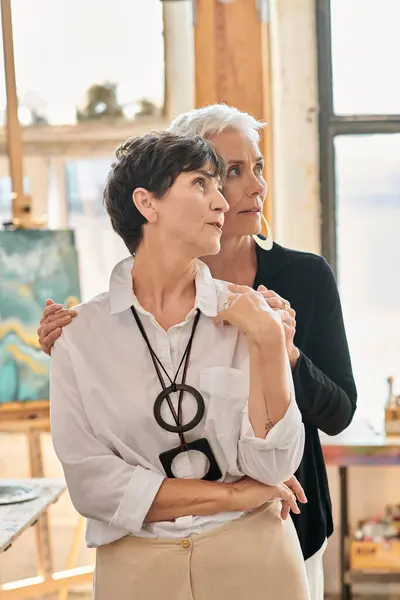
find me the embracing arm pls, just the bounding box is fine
[292,257,357,435]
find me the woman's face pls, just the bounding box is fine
[209,129,267,238]
[145,163,229,258]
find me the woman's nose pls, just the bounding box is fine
[213,190,229,213]
[249,177,266,197]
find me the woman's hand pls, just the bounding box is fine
[215,284,283,343]
[37,299,77,355]
[229,476,301,520]
[281,476,307,520]
[257,285,300,369]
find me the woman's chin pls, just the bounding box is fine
[200,239,221,257]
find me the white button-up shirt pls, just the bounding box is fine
[50,257,304,548]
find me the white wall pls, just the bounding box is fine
[271,0,321,254]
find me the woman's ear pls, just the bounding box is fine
[132,188,158,224]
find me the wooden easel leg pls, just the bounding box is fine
[27,430,53,581]
[58,517,86,600]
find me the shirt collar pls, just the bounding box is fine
[109,257,218,318]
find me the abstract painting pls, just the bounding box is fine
[0,229,81,404]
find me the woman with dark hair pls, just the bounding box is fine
[49,131,310,600]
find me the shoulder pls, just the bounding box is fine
[258,242,335,285]
[71,291,111,321]
[281,245,333,281]
[54,291,112,355]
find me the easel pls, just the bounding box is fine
[0,409,94,600]
[0,0,93,596]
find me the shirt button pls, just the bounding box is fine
[181,539,191,549]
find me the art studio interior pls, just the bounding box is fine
[0,1,399,599]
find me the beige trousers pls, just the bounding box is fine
[95,501,310,600]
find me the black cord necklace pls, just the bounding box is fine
[131,306,222,481]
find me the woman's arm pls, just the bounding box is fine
[146,476,300,522]
[247,327,291,436]
[51,332,300,528]
[237,336,305,484]
[216,286,305,485]
[292,257,357,435]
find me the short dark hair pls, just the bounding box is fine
[104,131,226,254]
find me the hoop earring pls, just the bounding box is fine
[252,213,273,251]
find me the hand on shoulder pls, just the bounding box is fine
[215,284,284,343]
[37,299,77,355]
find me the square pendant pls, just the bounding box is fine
[159,438,222,481]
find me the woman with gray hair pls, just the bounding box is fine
[39,104,356,600]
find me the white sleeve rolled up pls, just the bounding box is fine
[50,335,165,535]
[199,363,305,485]
[237,396,305,485]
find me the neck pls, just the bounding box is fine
[132,238,197,317]
[202,235,257,284]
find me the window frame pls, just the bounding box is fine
[316,0,400,274]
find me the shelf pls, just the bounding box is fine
[346,570,400,584]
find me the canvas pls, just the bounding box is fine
[0,229,81,403]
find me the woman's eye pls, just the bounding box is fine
[227,166,240,177]
[255,163,264,175]
[194,177,206,188]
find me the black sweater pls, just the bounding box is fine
[253,242,357,560]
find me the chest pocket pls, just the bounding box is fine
[199,367,249,477]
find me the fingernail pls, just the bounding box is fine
[259,285,267,290]
[69,310,77,316]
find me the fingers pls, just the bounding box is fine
[43,309,77,326]
[277,484,300,515]
[42,328,62,356]
[40,314,74,340]
[258,287,292,312]
[228,284,252,294]
[215,294,236,325]
[280,500,291,521]
[263,296,293,312]
[283,322,295,340]
[282,311,296,328]
[40,302,63,324]
[284,476,308,504]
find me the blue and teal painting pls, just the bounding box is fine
[0,229,81,403]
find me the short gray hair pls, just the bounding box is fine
[168,104,265,144]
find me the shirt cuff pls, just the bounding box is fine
[240,393,302,450]
[110,466,165,534]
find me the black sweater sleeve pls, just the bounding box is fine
[292,257,357,436]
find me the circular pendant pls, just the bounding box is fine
[154,383,205,433]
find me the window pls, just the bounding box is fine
[331,0,400,115]
[317,0,400,421]
[2,0,164,127]
[66,159,128,300]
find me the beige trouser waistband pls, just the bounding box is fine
[95,501,310,600]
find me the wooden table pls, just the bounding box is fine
[0,477,94,599]
[0,479,65,554]
[322,420,400,600]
